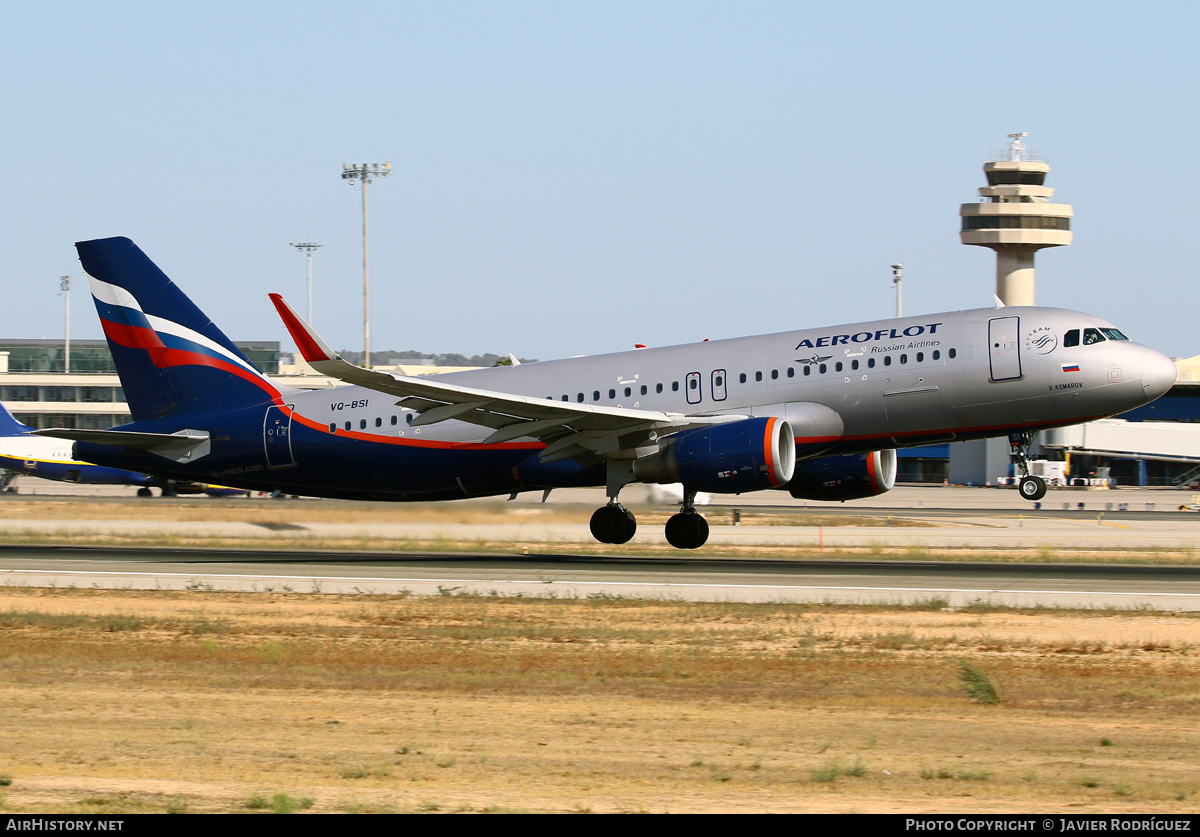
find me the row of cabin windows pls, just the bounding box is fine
[330,414,418,433]
[327,347,965,432]
[553,381,681,403]
[740,349,951,381]
[544,348,958,403]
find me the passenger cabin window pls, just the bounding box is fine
[641,385,648,395]
[835,362,843,372]
[608,389,616,399]
[672,381,680,392]
[867,358,876,368]
[755,371,763,382]
[1063,329,1080,347]
[739,373,747,384]
[949,348,957,359]
[1083,328,1106,345]
[884,355,892,367]
[802,365,810,376]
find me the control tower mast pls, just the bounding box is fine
[959,133,1073,306]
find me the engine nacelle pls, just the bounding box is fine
[786,449,897,501]
[633,417,795,494]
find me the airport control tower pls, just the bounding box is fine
[959,133,1073,306]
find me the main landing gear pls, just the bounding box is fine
[590,502,637,544]
[589,486,710,550]
[1009,431,1047,502]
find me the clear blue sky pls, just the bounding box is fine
[4,1,1197,360]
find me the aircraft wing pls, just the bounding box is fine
[269,294,743,461]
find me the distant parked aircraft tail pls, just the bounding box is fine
[0,401,31,437]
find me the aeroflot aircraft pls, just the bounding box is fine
[44,237,1176,549]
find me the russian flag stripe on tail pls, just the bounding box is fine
[76,237,281,421]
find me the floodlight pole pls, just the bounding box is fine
[289,242,323,325]
[890,263,903,318]
[59,275,72,374]
[341,161,392,368]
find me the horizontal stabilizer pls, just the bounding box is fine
[36,428,211,463]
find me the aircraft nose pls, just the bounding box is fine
[1141,348,1177,401]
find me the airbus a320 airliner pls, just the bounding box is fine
[42,237,1176,549]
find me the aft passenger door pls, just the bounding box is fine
[988,316,1022,381]
[264,405,296,469]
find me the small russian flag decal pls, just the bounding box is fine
[1061,363,1080,373]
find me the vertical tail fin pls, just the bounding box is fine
[0,402,32,436]
[76,237,280,421]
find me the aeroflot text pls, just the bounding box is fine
[795,323,942,349]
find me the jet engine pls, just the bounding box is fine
[633,417,795,494]
[786,449,896,501]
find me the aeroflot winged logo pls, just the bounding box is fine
[794,322,942,350]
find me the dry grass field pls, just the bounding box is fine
[1,587,1198,813]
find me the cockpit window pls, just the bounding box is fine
[1100,328,1129,341]
[1063,329,1080,348]
[1083,328,1106,345]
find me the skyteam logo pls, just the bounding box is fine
[1025,326,1058,355]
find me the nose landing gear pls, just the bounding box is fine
[1010,431,1047,501]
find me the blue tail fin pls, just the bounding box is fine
[76,237,281,421]
[0,402,31,436]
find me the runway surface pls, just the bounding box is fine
[4,545,1200,610]
[3,484,1200,608]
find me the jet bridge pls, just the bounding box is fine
[1042,419,1200,466]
